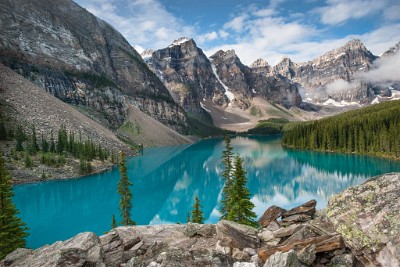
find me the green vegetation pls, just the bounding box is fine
[220,136,234,220]
[282,100,400,158]
[118,151,135,226]
[219,136,257,227]
[1,122,113,176]
[111,214,117,229]
[227,155,257,227]
[66,70,116,88]
[186,113,231,137]
[0,156,29,260]
[250,106,263,117]
[247,118,289,135]
[190,196,205,224]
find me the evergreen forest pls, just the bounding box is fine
[282,100,400,158]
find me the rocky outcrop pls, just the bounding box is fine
[326,172,400,267]
[0,0,187,133]
[143,37,227,116]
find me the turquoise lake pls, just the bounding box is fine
[13,136,400,249]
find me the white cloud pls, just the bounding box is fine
[223,15,248,33]
[197,31,218,44]
[75,0,195,50]
[316,0,394,25]
[359,52,400,82]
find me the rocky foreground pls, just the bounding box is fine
[2,173,399,267]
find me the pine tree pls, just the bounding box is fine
[49,130,56,153]
[187,212,191,223]
[191,196,204,224]
[41,134,49,153]
[28,125,39,155]
[118,151,135,226]
[220,135,234,220]
[111,214,117,229]
[0,156,29,260]
[15,125,25,152]
[227,155,257,227]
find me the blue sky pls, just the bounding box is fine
[74,0,400,65]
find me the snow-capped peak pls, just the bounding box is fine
[168,37,191,48]
[140,49,154,60]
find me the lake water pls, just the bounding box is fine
[13,136,400,249]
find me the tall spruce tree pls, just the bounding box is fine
[111,214,117,229]
[0,156,29,260]
[227,155,257,227]
[118,151,135,226]
[220,135,234,220]
[15,125,25,152]
[191,196,204,224]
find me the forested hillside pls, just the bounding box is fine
[282,100,400,158]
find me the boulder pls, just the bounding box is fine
[1,232,103,267]
[281,200,316,219]
[296,244,316,265]
[279,226,319,246]
[330,253,354,267]
[184,223,216,238]
[3,248,32,266]
[262,250,305,267]
[273,224,302,238]
[326,173,400,267]
[280,214,312,226]
[258,206,285,228]
[265,221,280,231]
[216,220,261,249]
[258,234,345,262]
[258,230,274,243]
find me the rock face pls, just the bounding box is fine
[326,172,400,267]
[0,0,187,133]
[143,37,227,117]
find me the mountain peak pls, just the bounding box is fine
[250,58,269,68]
[140,49,154,60]
[382,41,400,57]
[168,37,193,48]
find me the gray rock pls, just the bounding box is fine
[280,226,319,246]
[273,224,303,238]
[329,253,354,267]
[258,230,274,243]
[233,262,257,267]
[3,248,32,266]
[296,244,316,265]
[243,248,257,256]
[184,223,216,238]
[216,220,261,249]
[232,248,250,262]
[215,240,231,255]
[250,254,263,267]
[1,232,103,267]
[147,261,162,267]
[326,173,400,267]
[265,221,280,232]
[263,250,306,267]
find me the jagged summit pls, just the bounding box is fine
[250,58,269,68]
[168,37,192,47]
[382,41,400,57]
[140,49,154,60]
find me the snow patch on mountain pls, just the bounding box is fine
[200,102,211,113]
[168,37,191,48]
[211,63,235,104]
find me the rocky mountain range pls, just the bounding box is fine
[0,0,398,136]
[142,38,400,121]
